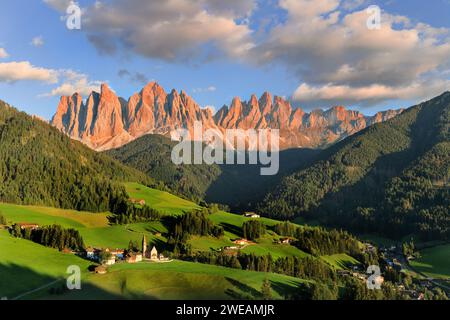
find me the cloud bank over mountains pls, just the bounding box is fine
[24,0,450,107]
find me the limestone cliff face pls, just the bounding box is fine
[51,82,403,151]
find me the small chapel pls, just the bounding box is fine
[142,235,168,262]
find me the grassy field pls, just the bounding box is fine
[410,244,450,279]
[0,203,165,249]
[0,229,91,299]
[0,228,307,300]
[189,211,310,259]
[320,254,360,270]
[0,203,109,229]
[52,260,308,300]
[125,182,200,215]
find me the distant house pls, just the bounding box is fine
[107,248,125,260]
[17,223,39,230]
[104,256,116,266]
[126,253,143,264]
[224,246,239,251]
[86,247,96,259]
[95,265,107,274]
[233,239,252,246]
[244,212,260,218]
[279,238,293,244]
[129,198,146,206]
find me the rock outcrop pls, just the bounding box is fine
[51,82,403,151]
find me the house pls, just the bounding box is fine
[279,238,293,244]
[244,212,260,218]
[95,265,107,274]
[86,247,96,260]
[224,246,239,251]
[158,253,170,262]
[126,253,143,264]
[233,239,252,246]
[17,223,39,230]
[108,249,125,260]
[130,198,146,206]
[104,256,116,265]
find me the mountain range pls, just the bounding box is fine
[51,82,402,151]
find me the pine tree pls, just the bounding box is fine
[261,278,272,300]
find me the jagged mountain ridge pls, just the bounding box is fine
[51,82,403,151]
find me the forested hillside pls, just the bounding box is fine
[106,134,319,208]
[259,92,450,240]
[0,100,150,212]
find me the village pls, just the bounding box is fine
[86,235,172,274]
[11,214,448,299]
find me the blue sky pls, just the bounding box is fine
[0,0,449,119]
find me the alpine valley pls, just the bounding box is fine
[0,87,448,301]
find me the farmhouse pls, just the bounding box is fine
[233,239,252,246]
[224,246,239,250]
[244,212,260,218]
[279,238,293,244]
[105,256,116,265]
[85,247,96,259]
[17,223,39,230]
[130,198,146,206]
[126,253,143,263]
[106,248,125,259]
[95,265,107,274]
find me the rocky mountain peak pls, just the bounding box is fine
[51,82,403,151]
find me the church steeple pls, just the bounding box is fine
[142,235,147,258]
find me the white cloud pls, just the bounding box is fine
[250,0,450,106]
[40,70,102,97]
[43,0,72,12]
[293,80,450,106]
[0,48,8,58]
[31,36,45,47]
[193,86,217,93]
[41,0,450,107]
[0,61,58,83]
[45,0,255,62]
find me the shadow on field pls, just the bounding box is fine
[224,277,260,300]
[220,223,243,238]
[270,279,302,299]
[0,263,148,300]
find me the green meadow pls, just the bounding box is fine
[320,254,360,270]
[0,203,164,249]
[189,210,310,259]
[55,260,308,300]
[410,244,450,279]
[0,184,365,300]
[125,182,200,215]
[0,229,91,299]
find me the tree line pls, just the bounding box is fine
[10,224,85,251]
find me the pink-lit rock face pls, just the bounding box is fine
[51,82,403,151]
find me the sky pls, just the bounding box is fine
[0,0,449,120]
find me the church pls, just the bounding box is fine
[142,235,169,262]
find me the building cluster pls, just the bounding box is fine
[87,235,170,269]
